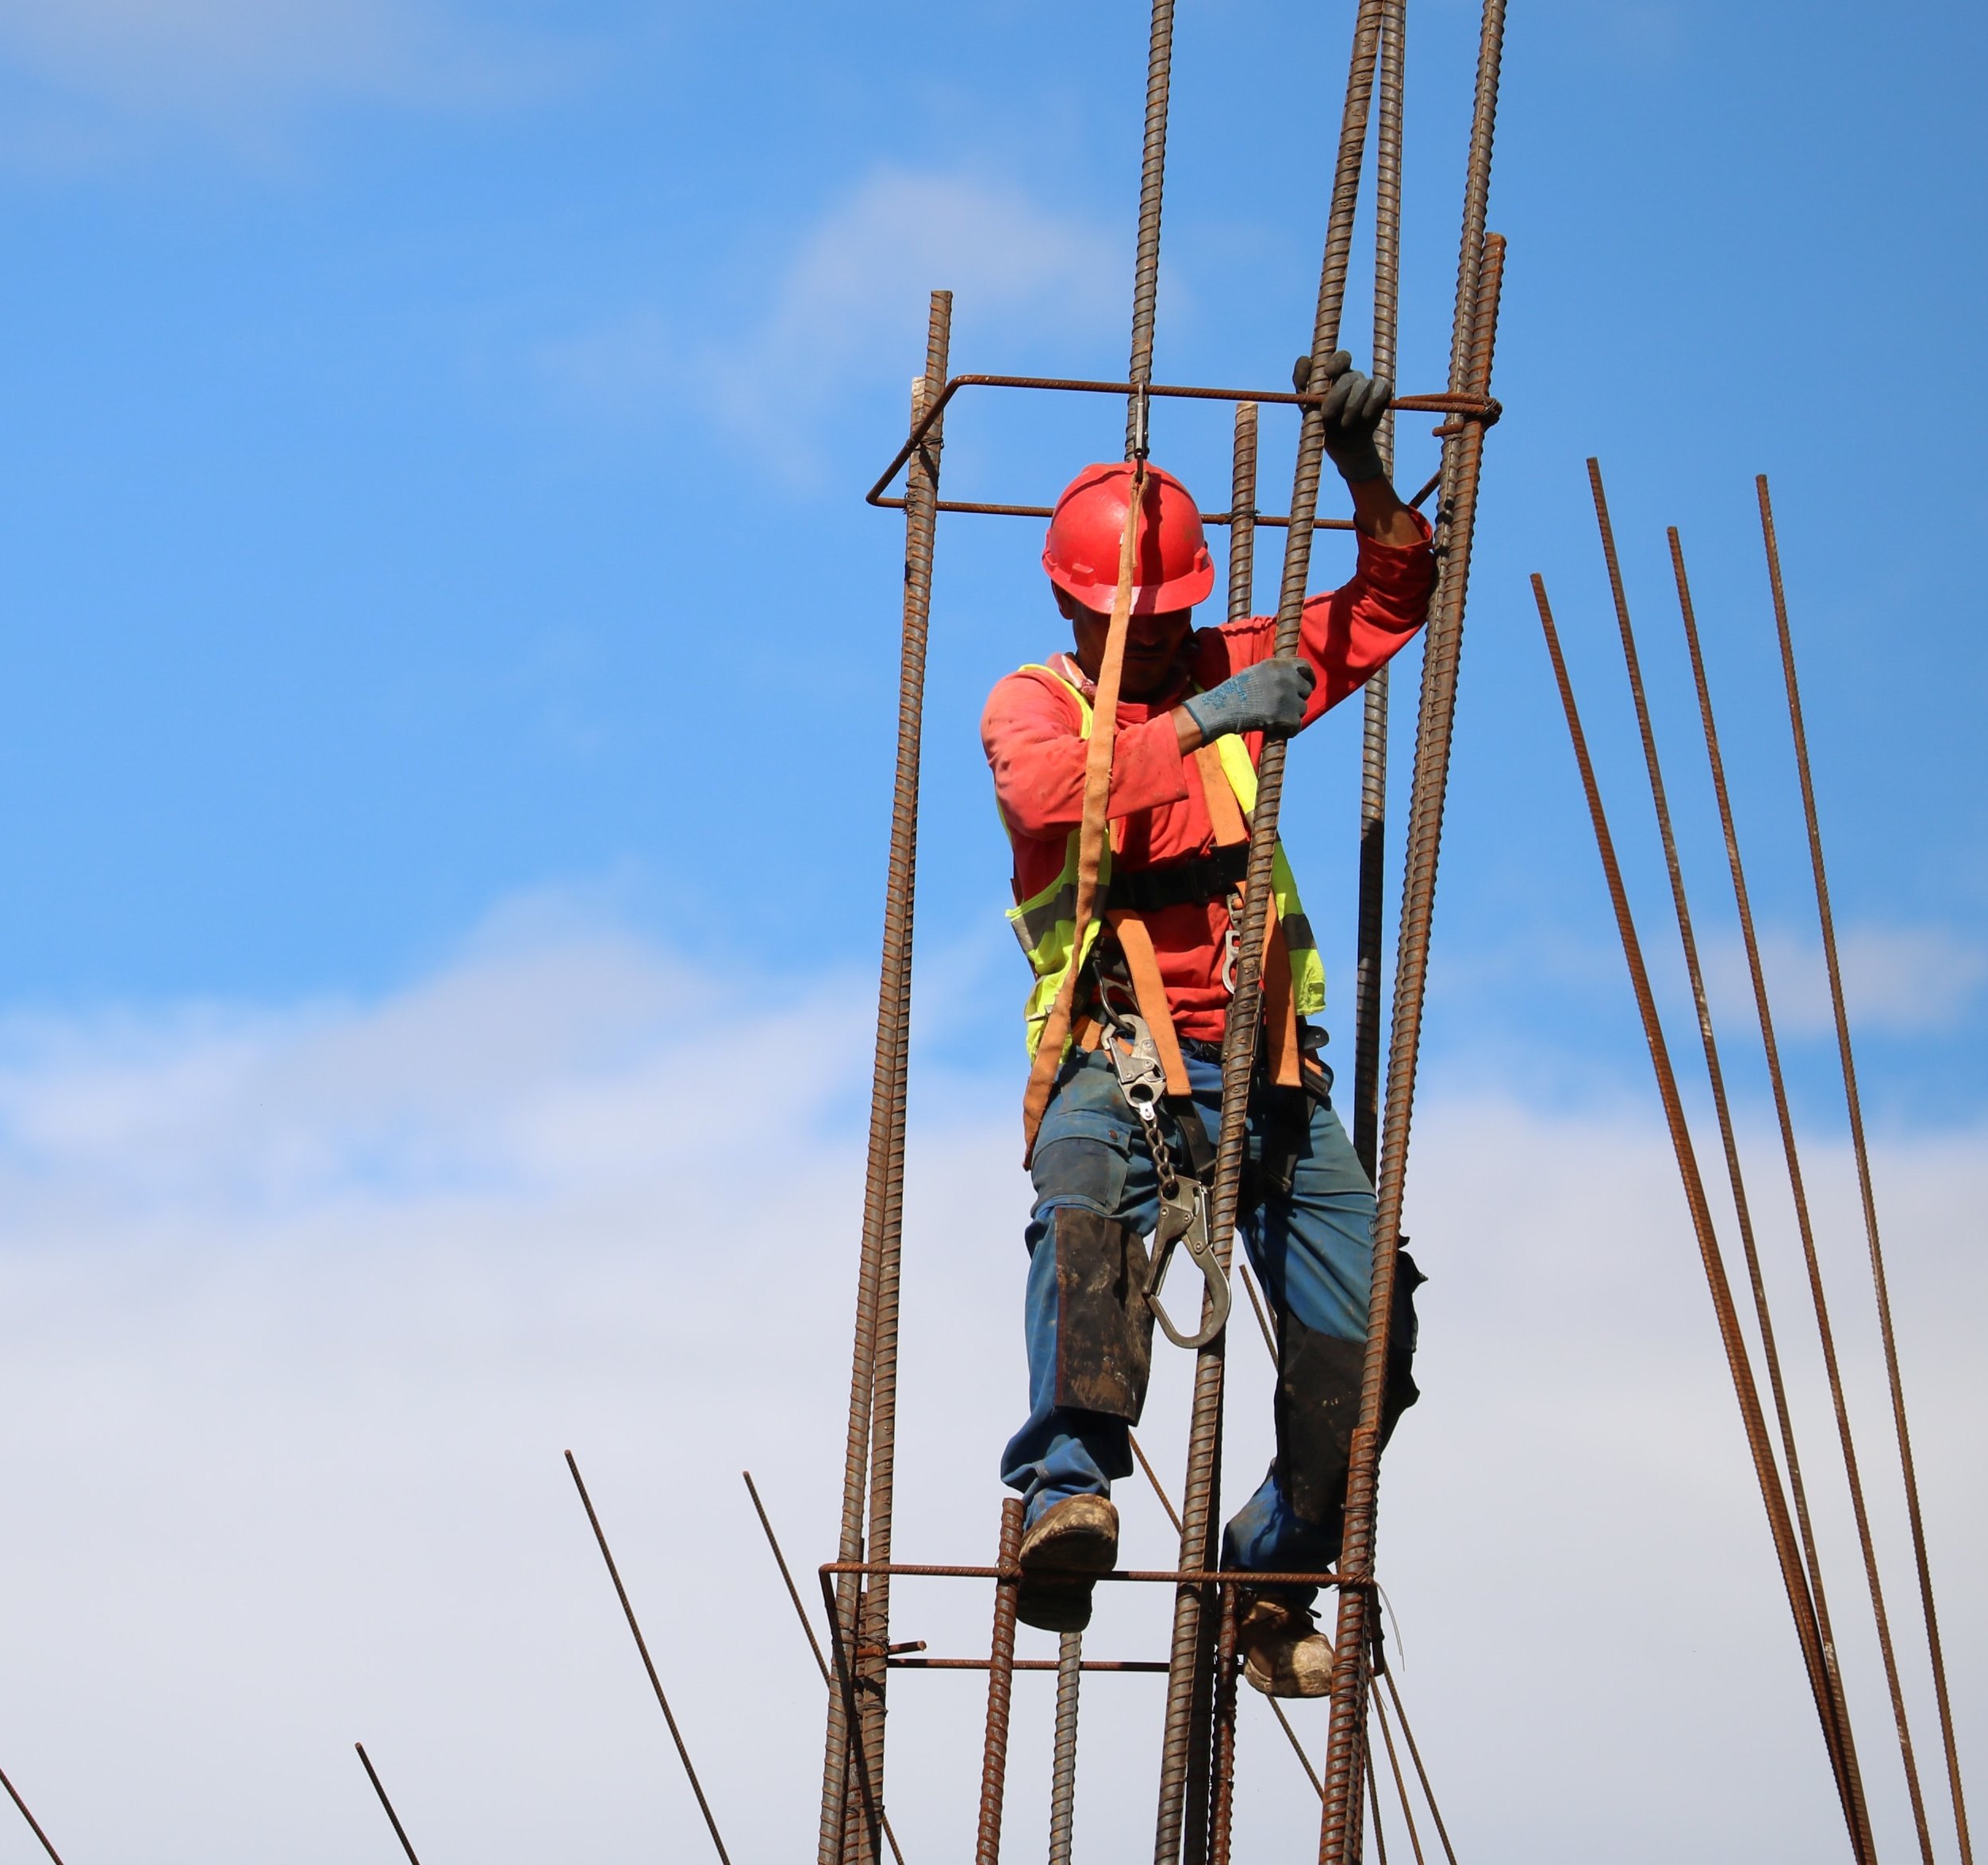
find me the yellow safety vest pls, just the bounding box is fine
[1001,664,1326,1057]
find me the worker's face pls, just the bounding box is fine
[1058,588,1194,701]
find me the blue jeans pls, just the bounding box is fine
[1002,1046,1409,1608]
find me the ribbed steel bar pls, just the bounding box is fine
[1366,1742,1392,1865]
[1154,8,1391,1860]
[1320,224,1506,1865]
[823,291,952,1865]
[1760,477,1972,1865]
[1371,1691,1426,1865]
[1208,1589,1241,1865]
[1352,0,1407,1182]
[1380,1673,1457,1865]
[566,1451,734,1865]
[1126,0,1176,453]
[355,1744,423,1865]
[1661,523,1882,1858]
[1049,1633,1083,1865]
[1229,403,1258,623]
[975,1500,1025,1865]
[1530,578,1859,1863]
[0,1763,65,1865]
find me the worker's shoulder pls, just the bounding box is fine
[984,659,1086,727]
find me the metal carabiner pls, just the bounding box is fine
[1144,1176,1231,1350]
[1102,1005,1169,1119]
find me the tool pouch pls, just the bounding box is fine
[1052,1207,1157,1422]
[1275,1249,1424,1525]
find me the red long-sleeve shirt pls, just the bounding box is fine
[983,519,1436,1040]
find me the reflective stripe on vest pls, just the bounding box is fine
[1000,664,1326,1056]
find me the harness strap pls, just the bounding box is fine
[1194,743,1249,847]
[1105,910,1192,1096]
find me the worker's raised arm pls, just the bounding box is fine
[981,669,1193,839]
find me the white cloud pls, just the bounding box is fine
[0,906,1978,1862]
[0,0,583,148]
[541,167,1123,450]
[1704,920,1988,1038]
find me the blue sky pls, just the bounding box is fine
[0,3,1980,1861]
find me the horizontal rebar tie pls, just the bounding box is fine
[822,1560,1361,1587]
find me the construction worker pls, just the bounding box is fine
[981,357,1429,1698]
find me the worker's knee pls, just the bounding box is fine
[1046,1206,1155,1424]
[1030,1133,1132,1222]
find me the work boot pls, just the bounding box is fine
[1236,1593,1335,1698]
[1015,1494,1119,1634]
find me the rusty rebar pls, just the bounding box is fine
[1380,1672,1457,1865]
[0,1763,65,1865]
[354,1744,423,1865]
[1321,225,1506,1865]
[565,1451,733,1865]
[975,1500,1024,1865]
[1760,476,1973,1865]
[1353,0,1407,1184]
[1590,466,1873,1852]
[1659,521,1882,1857]
[1229,403,1258,623]
[1126,0,1176,454]
[823,291,952,1865]
[1049,1632,1083,1865]
[1208,1587,1241,1865]
[1155,8,1392,1861]
[1371,1688,1426,1865]
[1529,578,1861,1863]
[1367,1745,1391,1865]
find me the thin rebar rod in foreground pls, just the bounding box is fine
[1157,9,1392,1862]
[975,1500,1025,1865]
[1588,465,1874,1859]
[743,1472,909,1865]
[1126,0,1177,454]
[1530,578,1860,1864]
[0,1763,65,1865]
[823,292,953,1865]
[1371,1690,1427,1865]
[1366,1745,1392,1865]
[1352,0,1407,1184]
[1760,476,1975,1865]
[1673,525,1905,1857]
[566,1451,733,1865]
[1380,1672,1459,1865]
[354,1744,423,1865]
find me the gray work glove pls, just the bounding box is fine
[1183,658,1317,743]
[1294,349,1392,485]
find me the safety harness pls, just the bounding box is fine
[1001,661,1329,1348]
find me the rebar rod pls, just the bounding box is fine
[1589,467,1873,1853]
[1352,0,1407,1183]
[1371,1688,1426,1865]
[1367,1744,1392,1865]
[354,1744,423,1865]
[1759,476,1973,1865]
[1209,1589,1241,1865]
[975,1500,1025,1865]
[565,1451,733,1865]
[1229,403,1258,624]
[1529,579,1860,1864]
[1049,1633,1084,1865]
[1321,228,1506,1865]
[744,1473,909,1865]
[0,1763,65,1865]
[1155,9,1391,1861]
[823,292,953,1865]
[1664,523,1888,1857]
[1380,1672,1457,1865]
[1126,0,1176,454]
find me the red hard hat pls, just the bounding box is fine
[1042,462,1215,614]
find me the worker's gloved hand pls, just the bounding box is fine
[1295,349,1392,485]
[1183,658,1317,743]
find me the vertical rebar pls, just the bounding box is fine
[976,1499,1025,1865]
[0,1764,65,1865]
[1529,578,1861,1865]
[1320,224,1506,1865]
[1208,1589,1242,1865]
[1760,476,1973,1865]
[1659,522,1880,1858]
[1126,0,1177,454]
[823,291,952,1865]
[1370,1686,1426,1865]
[1048,1632,1083,1865]
[1155,10,1390,1862]
[1380,1674,1457,1865]
[1229,403,1258,623]
[1352,0,1407,1183]
[1591,469,1873,1852]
